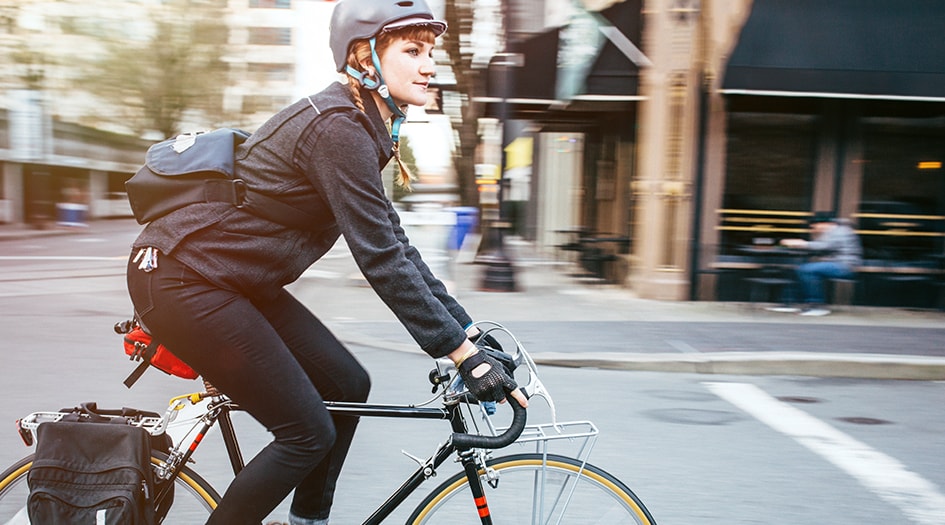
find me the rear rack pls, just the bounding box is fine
[15,411,164,447]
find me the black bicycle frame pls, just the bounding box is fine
[209,399,494,525]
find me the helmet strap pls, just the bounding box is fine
[367,37,407,144]
[345,65,380,90]
[345,38,407,144]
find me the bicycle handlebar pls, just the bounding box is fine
[450,392,527,451]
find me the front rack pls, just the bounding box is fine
[502,420,599,464]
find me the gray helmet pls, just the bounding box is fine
[329,0,447,72]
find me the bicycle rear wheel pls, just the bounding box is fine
[0,452,221,524]
[407,452,656,524]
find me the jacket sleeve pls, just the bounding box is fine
[298,111,470,358]
[384,198,473,328]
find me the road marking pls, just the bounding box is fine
[706,381,945,525]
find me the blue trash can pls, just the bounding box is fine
[56,202,88,227]
[448,207,478,251]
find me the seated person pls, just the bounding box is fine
[769,212,862,316]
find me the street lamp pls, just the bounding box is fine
[478,0,522,292]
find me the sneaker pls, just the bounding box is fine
[800,308,831,316]
[765,306,800,313]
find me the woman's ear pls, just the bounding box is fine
[358,61,377,82]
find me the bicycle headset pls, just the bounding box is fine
[328,0,447,144]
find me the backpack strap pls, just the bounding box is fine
[240,186,325,231]
[190,177,323,231]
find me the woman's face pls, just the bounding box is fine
[376,34,436,108]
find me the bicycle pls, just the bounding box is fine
[0,321,657,524]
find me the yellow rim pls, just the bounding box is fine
[412,457,650,524]
[0,462,31,492]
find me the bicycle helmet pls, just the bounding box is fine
[329,0,446,144]
[329,0,447,73]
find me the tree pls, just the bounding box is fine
[440,0,492,207]
[79,0,229,137]
[0,2,46,90]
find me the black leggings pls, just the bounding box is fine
[127,252,370,524]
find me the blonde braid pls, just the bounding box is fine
[347,80,366,113]
[345,34,422,190]
[392,142,415,190]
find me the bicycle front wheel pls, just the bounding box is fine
[408,452,656,524]
[0,452,221,524]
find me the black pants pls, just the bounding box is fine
[127,252,370,524]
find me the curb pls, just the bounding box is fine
[530,351,945,381]
[331,328,945,381]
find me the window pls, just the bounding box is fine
[248,27,292,46]
[249,0,292,8]
[856,117,945,260]
[719,113,818,251]
[248,63,294,82]
[242,94,292,114]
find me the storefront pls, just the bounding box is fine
[477,0,644,283]
[698,0,945,307]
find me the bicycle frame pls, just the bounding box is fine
[15,322,544,525]
[181,396,489,525]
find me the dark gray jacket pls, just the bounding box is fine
[133,82,471,358]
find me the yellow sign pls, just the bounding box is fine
[504,137,533,171]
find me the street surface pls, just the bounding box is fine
[1,219,944,524]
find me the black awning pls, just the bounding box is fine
[481,0,644,117]
[722,0,945,101]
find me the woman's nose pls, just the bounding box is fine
[420,57,436,76]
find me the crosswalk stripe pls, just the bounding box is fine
[706,381,945,525]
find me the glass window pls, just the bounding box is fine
[247,62,294,82]
[719,113,818,252]
[249,0,291,8]
[248,27,292,46]
[857,117,945,260]
[242,94,291,114]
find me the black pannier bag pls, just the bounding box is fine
[27,406,159,525]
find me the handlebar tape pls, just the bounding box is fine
[451,393,527,451]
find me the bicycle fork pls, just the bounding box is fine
[459,451,495,525]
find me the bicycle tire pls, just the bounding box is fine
[407,452,656,525]
[0,452,221,524]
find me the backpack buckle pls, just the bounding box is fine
[232,179,247,207]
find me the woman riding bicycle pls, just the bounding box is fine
[125,0,527,523]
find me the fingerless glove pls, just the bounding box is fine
[457,349,518,403]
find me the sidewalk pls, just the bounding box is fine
[328,235,945,381]
[4,219,945,380]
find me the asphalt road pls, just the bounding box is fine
[1,219,945,524]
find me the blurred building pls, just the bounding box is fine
[0,0,336,224]
[478,0,945,308]
[1,0,943,308]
